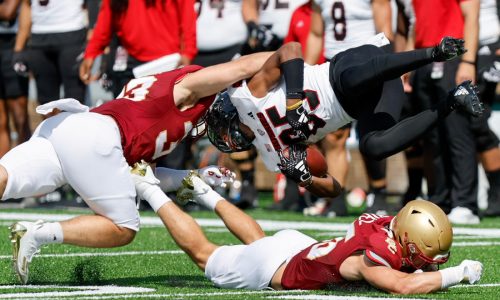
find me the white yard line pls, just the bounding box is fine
[0,250,183,260]
[3,283,499,300]
[2,212,500,236]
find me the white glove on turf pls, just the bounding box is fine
[198,165,235,188]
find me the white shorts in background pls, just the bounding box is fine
[205,229,316,290]
[0,112,140,231]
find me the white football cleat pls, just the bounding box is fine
[447,207,480,225]
[9,220,44,284]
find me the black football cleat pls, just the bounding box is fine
[431,36,467,61]
[448,80,484,117]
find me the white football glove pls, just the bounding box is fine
[176,171,222,209]
[197,165,236,188]
[460,260,483,284]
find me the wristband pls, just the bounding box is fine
[281,58,305,99]
[439,266,464,289]
[197,188,224,211]
[286,100,304,111]
[461,59,476,66]
[299,177,313,188]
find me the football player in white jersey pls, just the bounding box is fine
[242,0,308,53]
[472,0,500,217]
[305,0,395,216]
[193,0,247,66]
[206,40,484,196]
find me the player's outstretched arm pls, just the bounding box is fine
[174,51,273,104]
[354,255,483,294]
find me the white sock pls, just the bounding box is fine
[197,189,223,211]
[137,182,172,212]
[34,222,64,245]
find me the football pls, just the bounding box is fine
[306,146,328,177]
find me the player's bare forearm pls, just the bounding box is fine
[242,0,258,23]
[0,0,21,20]
[176,51,273,103]
[460,0,479,63]
[305,6,324,65]
[14,0,30,52]
[372,0,393,41]
[360,258,442,294]
[304,175,343,198]
[248,42,303,98]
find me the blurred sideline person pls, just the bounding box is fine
[408,0,481,224]
[1,51,272,284]
[306,0,395,216]
[80,0,197,97]
[206,40,483,198]
[193,0,247,67]
[0,0,30,157]
[15,0,87,105]
[133,166,483,293]
[190,0,252,209]
[473,0,500,217]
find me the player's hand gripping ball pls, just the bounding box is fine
[280,145,327,178]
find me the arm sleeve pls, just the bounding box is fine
[365,234,402,270]
[155,167,190,193]
[84,0,113,59]
[178,0,198,60]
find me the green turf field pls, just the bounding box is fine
[1,195,499,300]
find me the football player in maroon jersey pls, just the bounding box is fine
[0,49,274,284]
[133,168,483,294]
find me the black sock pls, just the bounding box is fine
[240,169,255,185]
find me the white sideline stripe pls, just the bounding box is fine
[270,296,427,300]
[0,250,183,260]
[0,285,155,299]
[2,212,500,237]
[7,283,500,300]
[0,240,498,260]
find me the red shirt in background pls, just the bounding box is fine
[413,0,467,48]
[85,0,197,62]
[284,2,325,64]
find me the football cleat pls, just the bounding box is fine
[448,80,484,117]
[9,220,44,284]
[176,170,201,205]
[431,36,466,61]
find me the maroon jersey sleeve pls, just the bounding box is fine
[364,228,402,270]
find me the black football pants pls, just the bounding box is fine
[329,44,448,161]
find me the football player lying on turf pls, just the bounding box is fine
[132,166,483,293]
[205,37,484,197]
[1,50,273,284]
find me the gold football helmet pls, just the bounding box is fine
[391,200,453,269]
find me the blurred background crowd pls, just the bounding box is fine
[0,0,499,225]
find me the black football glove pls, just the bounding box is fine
[286,100,311,141]
[247,21,280,51]
[12,51,29,77]
[431,37,466,62]
[447,80,484,117]
[278,144,312,186]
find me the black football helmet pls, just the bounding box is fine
[206,91,254,153]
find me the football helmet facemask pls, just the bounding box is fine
[391,199,453,269]
[206,91,254,153]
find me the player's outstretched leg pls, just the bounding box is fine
[359,81,484,160]
[335,37,465,97]
[178,172,265,244]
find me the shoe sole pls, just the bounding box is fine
[176,171,199,205]
[9,222,29,284]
